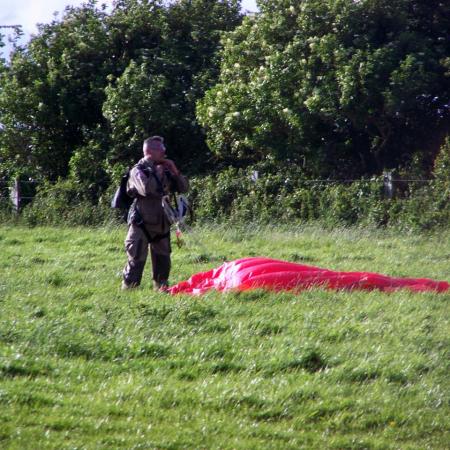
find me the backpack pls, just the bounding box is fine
[111,168,134,221]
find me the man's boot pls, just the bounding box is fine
[122,259,145,290]
[153,280,169,293]
[152,253,171,293]
[121,280,139,290]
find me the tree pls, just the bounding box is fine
[197,0,450,177]
[103,0,242,173]
[0,1,111,181]
[0,0,243,186]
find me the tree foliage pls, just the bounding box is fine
[0,2,111,181]
[197,0,450,177]
[1,0,449,209]
[0,0,242,183]
[103,0,242,173]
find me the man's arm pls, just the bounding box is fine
[159,159,189,193]
[127,166,161,197]
[172,173,189,193]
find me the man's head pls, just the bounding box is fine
[143,136,166,162]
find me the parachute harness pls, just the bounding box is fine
[162,194,190,248]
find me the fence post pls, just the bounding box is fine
[383,171,394,199]
[10,177,21,213]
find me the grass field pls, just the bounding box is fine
[0,224,449,449]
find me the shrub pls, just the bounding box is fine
[20,178,118,227]
[188,164,448,231]
[3,137,449,230]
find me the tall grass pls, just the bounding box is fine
[0,224,449,449]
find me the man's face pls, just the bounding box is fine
[144,143,166,162]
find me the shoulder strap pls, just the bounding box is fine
[135,162,164,196]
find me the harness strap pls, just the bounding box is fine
[133,163,170,243]
[151,171,165,196]
[136,162,165,195]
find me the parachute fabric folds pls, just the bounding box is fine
[168,257,449,295]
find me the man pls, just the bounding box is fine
[122,136,189,291]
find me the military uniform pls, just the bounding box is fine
[122,157,189,289]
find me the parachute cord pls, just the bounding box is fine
[162,193,211,255]
[175,222,184,248]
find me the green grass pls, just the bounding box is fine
[0,224,449,449]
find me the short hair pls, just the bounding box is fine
[144,135,164,145]
[143,135,165,153]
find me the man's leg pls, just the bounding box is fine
[150,236,171,291]
[122,225,149,288]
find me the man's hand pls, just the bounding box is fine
[160,159,180,177]
[155,164,165,179]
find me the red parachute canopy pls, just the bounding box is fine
[169,257,449,295]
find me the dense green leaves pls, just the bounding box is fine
[0,0,242,182]
[0,2,112,181]
[1,0,449,222]
[198,0,450,177]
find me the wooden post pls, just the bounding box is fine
[10,177,20,213]
[383,171,394,199]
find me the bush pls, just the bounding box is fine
[0,198,14,223]
[20,179,118,227]
[3,137,449,230]
[188,163,448,231]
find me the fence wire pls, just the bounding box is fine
[0,176,438,213]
